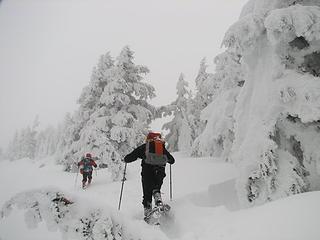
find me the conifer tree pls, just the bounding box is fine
[36,126,59,158]
[191,58,216,138]
[7,131,20,160]
[93,46,156,180]
[194,58,215,110]
[61,53,115,170]
[62,47,156,180]
[56,113,79,168]
[191,51,244,158]
[6,117,39,160]
[162,73,193,152]
[214,0,320,206]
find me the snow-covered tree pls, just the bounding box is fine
[21,126,37,159]
[61,47,156,180]
[78,52,115,118]
[55,113,79,167]
[36,126,59,158]
[25,116,39,159]
[60,53,115,170]
[7,131,20,160]
[92,46,155,180]
[7,117,39,160]
[218,0,320,206]
[191,51,245,159]
[188,58,217,146]
[0,147,4,161]
[193,58,215,117]
[162,73,193,152]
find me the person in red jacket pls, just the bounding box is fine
[78,153,97,188]
[124,132,175,219]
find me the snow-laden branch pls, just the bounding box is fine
[223,14,265,54]
[265,5,320,44]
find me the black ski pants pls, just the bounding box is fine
[141,165,166,208]
[82,171,93,183]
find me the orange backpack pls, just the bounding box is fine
[145,132,168,165]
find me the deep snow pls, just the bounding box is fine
[0,153,320,240]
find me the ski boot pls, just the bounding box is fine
[153,190,171,214]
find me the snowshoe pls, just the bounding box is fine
[143,203,171,226]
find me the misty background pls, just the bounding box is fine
[0,0,247,150]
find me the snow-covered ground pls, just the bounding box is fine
[0,153,320,240]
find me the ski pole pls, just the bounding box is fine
[169,164,172,201]
[74,166,79,188]
[118,162,127,211]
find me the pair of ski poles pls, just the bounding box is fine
[118,163,173,210]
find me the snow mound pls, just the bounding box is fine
[0,188,169,240]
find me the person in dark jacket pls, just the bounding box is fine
[124,132,175,217]
[78,153,97,188]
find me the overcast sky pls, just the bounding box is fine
[0,0,247,150]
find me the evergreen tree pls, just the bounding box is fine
[190,58,216,140]
[0,147,3,161]
[217,0,320,206]
[194,58,215,110]
[62,47,156,181]
[25,116,39,159]
[36,126,59,158]
[6,117,39,161]
[162,73,193,152]
[56,113,79,168]
[7,131,20,160]
[61,53,115,170]
[191,51,244,158]
[92,46,156,180]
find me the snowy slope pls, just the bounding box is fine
[0,154,320,240]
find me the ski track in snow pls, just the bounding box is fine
[0,153,320,240]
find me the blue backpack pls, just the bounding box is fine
[82,158,93,172]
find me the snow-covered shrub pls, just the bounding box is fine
[0,188,144,240]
